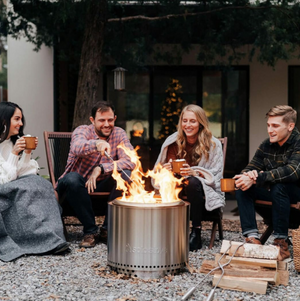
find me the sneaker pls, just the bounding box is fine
[79,233,100,248]
[245,237,262,245]
[273,238,290,261]
[52,242,70,254]
[99,227,108,244]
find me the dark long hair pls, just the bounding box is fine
[0,102,25,144]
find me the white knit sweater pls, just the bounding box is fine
[153,132,225,211]
[0,139,39,184]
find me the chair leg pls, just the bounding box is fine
[218,219,223,240]
[62,217,69,241]
[260,225,273,244]
[209,221,218,249]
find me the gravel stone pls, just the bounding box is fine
[1,225,300,300]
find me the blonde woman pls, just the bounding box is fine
[153,104,225,251]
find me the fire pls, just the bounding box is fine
[112,145,183,203]
[132,129,144,137]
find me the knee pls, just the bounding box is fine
[60,172,85,188]
[186,176,201,192]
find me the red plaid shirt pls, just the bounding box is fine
[59,124,135,181]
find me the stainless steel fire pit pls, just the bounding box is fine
[107,198,190,279]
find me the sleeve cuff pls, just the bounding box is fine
[7,153,19,167]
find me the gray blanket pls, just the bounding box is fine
[0,174,66,261]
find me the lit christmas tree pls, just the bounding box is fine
[159,78,184,140]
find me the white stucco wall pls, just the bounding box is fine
[7,36,54,176]
[249,61,289,158]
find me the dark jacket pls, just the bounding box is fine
[242,128,300,185]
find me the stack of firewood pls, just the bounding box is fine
[199,240,289,294]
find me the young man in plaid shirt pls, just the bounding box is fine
[56,101,135,248]
[234,105,300,260]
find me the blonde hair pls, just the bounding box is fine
[176,104,215,163]
[266,105,297,124]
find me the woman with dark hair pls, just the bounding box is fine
[0,102,69,261]
[153,104,225,251]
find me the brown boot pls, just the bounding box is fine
[273,238,290,261]
[79,233,100,248]
[245,237,262,245]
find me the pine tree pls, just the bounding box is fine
[159,78,184,140]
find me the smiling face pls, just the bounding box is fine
[90,108,116,138]
[181,110,200,142]
[267,116,295,146]
[8,108,23,139]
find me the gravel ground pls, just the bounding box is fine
[0,224,299,301]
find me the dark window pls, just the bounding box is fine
[105,66,249,182]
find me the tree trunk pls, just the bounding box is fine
[72,0,107,129]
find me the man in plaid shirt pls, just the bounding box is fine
[56,101,135,248]
[234,105,300,261]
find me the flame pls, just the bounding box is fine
[132,129,144,137]
[112,145,183,203]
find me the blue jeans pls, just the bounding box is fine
[56,171,131,235]
[236,183,300,239]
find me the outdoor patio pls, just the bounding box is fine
[0,200,299,301]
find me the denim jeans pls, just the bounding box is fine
[56,170,131,235]
[180,176,205,228]
[236,183,300,239]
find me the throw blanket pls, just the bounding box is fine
[153,132,225,211]
[0,174,66,262]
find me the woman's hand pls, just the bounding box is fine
[180,163,197,177]
[85,166,101,193]
[162,159,172,171]
[12,137,26,155]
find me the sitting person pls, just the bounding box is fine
[234,105,300,261]
[0,102,69,262]
[56,101,135,248]
[153,104,225,251]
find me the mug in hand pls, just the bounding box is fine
[220,178,235,192]
[24,136,36,150]
[172,159,186,174]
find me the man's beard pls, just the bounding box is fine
[95,127,113,138]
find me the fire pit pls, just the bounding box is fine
[107,198,190,279]
[106,145,190,279]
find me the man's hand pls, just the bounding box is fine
[233,174,255,191]
[96,140,111,156]
[243,170,258,182]
[85,166,101,193]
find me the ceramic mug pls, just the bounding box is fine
[221,178,235,192]
[24,136,36,150]
[172,159,186,174]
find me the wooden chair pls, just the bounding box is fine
[182,137,228,249]
[43,131,110,217]
[254,199,300,244]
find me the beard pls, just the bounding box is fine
[95,126,113,138]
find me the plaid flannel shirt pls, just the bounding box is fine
[242,128,300,185]
[59,124,135,182]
